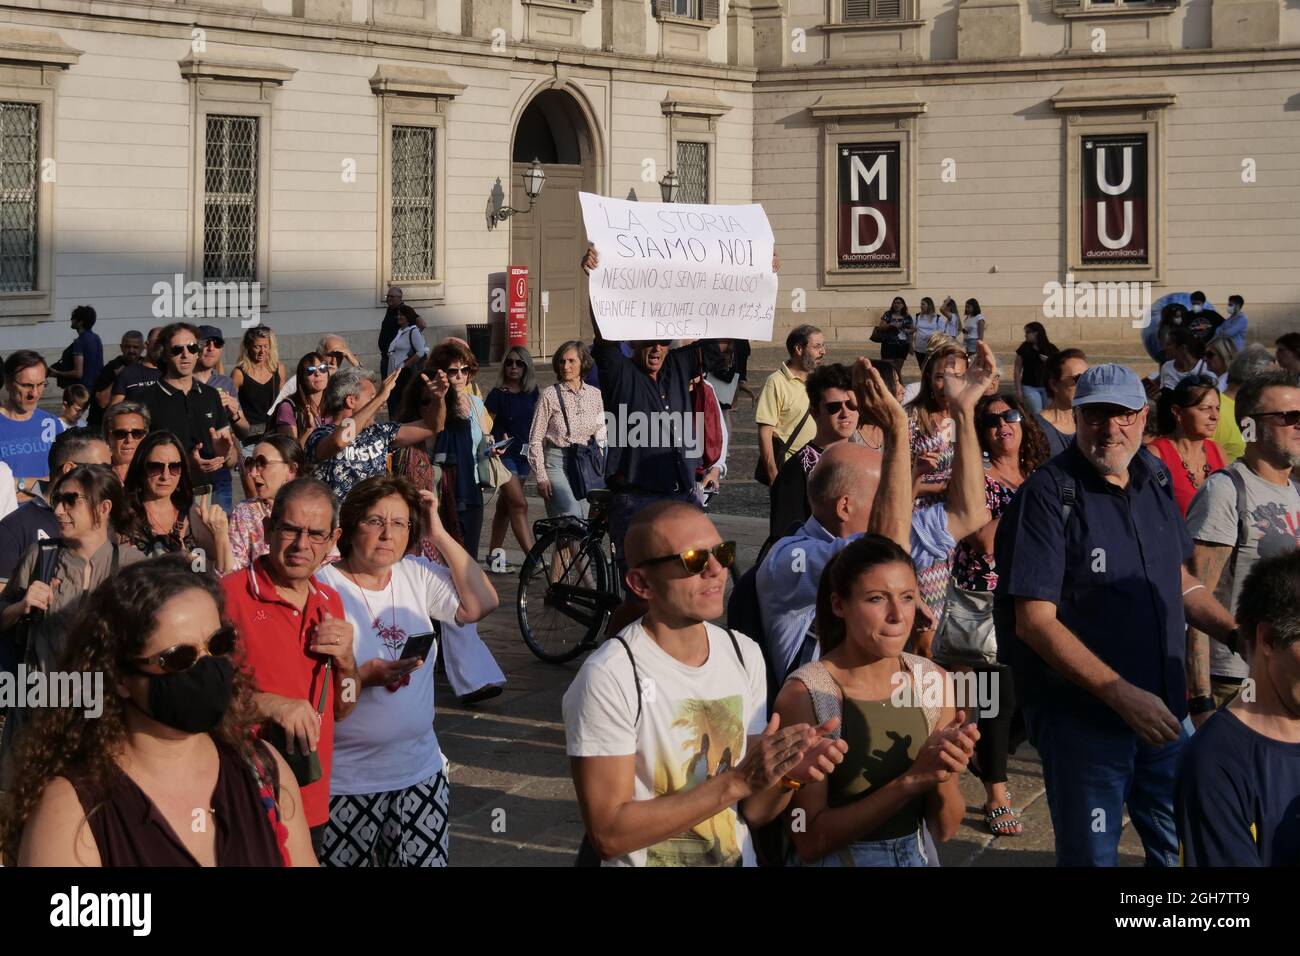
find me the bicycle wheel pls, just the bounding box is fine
[517,527,612,664]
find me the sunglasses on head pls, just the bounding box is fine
[303,364,330,375]
[824,399,858,415]
[170,343,200,356]
[637,541,736,575]
[112,427,147,441]
[978,409,1024,430]
[1252,410,1300,427]
[146,460,184,478]
[132,625,237,674]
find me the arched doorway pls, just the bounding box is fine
[510,89,598,357]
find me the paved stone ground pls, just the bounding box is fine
[435,344,1156,865]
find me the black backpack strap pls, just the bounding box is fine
[1045,462,1077,529]
[612,634,642,725]
[724,627,744,667]
[110,542,120,575]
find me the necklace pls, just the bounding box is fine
[1178,450,1211,489]
[347,567,406,658]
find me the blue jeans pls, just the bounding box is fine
[1024,701,1184,867]
[797,830,927,868]
[1020,386,1048,414]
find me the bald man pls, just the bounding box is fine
[756,348,995,682]
[562,500,846,866]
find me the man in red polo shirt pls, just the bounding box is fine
[223,477,358,856]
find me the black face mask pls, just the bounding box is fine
[139,656,234,734]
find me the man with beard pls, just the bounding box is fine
[755,324,825,486]
[994,364,1238,866]
[1185,369,1300,715]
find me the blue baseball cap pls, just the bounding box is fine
[198,325,224,346]
[1072,363,1147,411]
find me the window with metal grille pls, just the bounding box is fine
[661,0,716,19]
[391,126,437,282]
[0,102,39,293]
[844,0,902,20]
[204,114,259,282]
[676,141,709,204]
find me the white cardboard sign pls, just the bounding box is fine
[579,192,777,342]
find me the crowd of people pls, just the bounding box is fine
[0,266,1296,870]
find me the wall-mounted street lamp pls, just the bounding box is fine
[659,169,680,204]
[490,158,547,227]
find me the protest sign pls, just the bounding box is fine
[579,192,777,342]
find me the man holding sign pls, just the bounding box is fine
[580,196,779,637]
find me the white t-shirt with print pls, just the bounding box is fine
[563,619,768,867]
[318,556,461,796]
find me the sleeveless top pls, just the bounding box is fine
[238,368,281,434]
[68,740,287,867]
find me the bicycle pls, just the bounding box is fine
[516,488,622,664]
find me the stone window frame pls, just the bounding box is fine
[0,30,80,323]
[181,55,294,310]
[1052,84,1174,284]
[372,66,464,307]
[662,90,729,206]
[812,92,924,290]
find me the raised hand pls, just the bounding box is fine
[946,340,997,411]
[581,245,598,274]
[853,358,907,432]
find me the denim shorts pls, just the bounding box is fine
[502,455,530,479]
[797,829,928,868]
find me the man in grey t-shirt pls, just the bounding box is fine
[1186,369,1300,719]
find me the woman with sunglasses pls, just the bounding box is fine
[315,476,498,865]
[228,434,307,571]
[483,346,539,571]
[1034,348,1089,459]
[272,352,330,447]
[774,536,978,867]
[0,464,143,787]
[937,394,1048,837]
[2,556,316,866]
[427,341,492,562]
[1148,374,1226,516]
[121,431,232,573]
[103,401,150,484]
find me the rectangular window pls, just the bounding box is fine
[0,101,39,293]
[844,0,902,21]
[676,141,709,205]
[836,142,901,269]
[390,125,437,283]
[1081,133,1148,265]
[203,114,259,282]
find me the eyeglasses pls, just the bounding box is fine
[504,359,526,368]
[637,541,736,575]
[823,399,858,415]
[445,366,471,377]
[145,460,184,478]
[978,409,1024,430]
[274,522,332,545]
[303,364,330,375]
[244,455,287,471]
[112,428,147,441]
[1251,410,1300,427]
[1079,406,1141,427]
[51,491,87,509]
[169,343,200,356]
[132,625,236,674]
[358,515,411,532]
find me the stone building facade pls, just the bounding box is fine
[0,0,1296,363]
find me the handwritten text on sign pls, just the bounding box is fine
[579,193,777,342]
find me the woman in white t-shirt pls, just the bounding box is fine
[912,297,959,369]
[963,298,986,356]
[316,474,499,867]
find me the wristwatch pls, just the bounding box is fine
[1188,696,1217,716]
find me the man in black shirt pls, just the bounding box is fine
[88,329,144,431]
[133,323,236,480]
[107,326,163,406]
